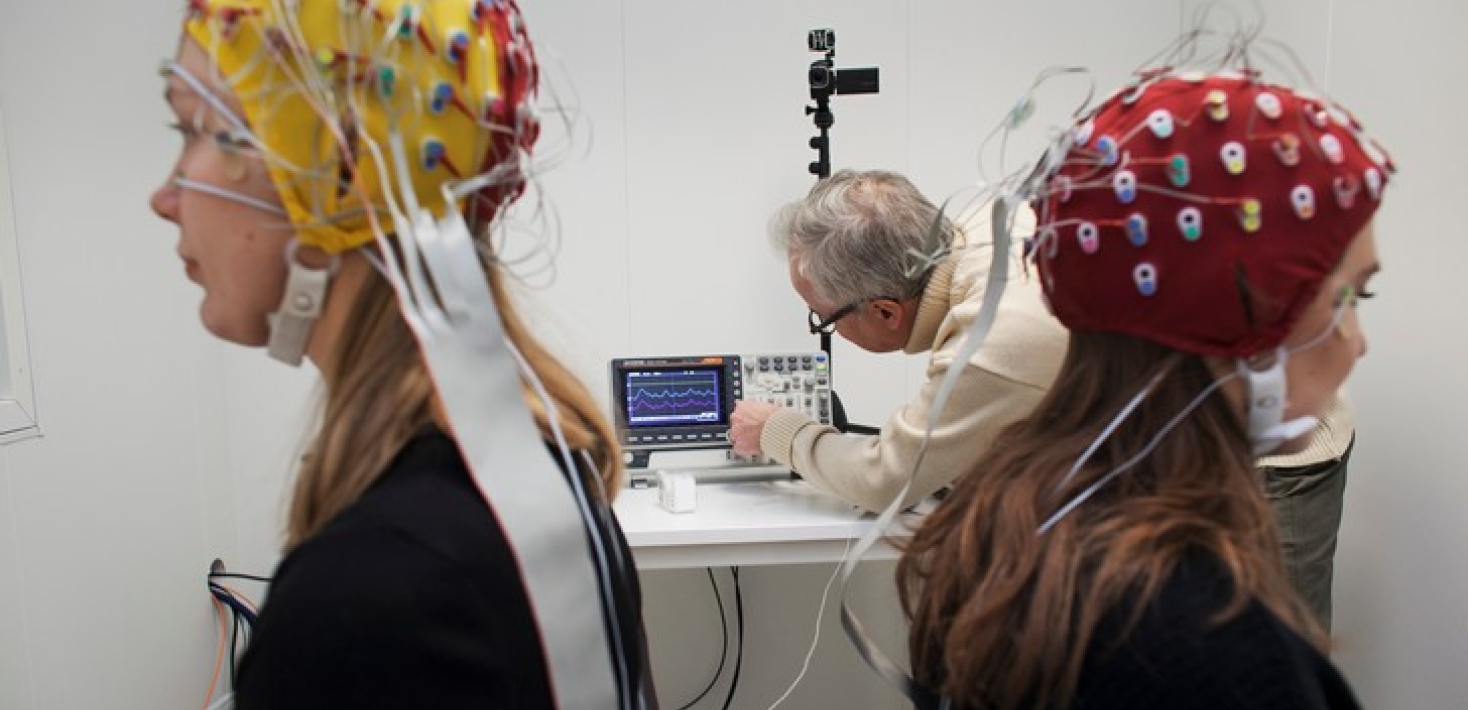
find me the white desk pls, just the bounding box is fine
[613,479,915,570]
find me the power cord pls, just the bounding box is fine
[672,569,731,710]
[760,537,853,709]
[719,567,745,710]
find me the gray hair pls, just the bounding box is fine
[770,169,955,305]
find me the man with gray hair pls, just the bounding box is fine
[727,169,1068,512]
[728,170,1354,629]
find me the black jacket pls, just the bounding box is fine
[919,552,1362,710]
[235,430,650,709]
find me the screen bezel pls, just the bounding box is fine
[609,355,740,449]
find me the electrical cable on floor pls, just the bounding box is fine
[760,536,853,710]
[719,567,744,710]
[673,568,731,710]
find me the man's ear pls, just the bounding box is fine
[873,299,905,330]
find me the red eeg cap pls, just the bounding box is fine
[1033,73,1394,357]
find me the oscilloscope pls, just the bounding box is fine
[609,352,833,472]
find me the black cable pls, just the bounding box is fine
[209,583,259,626]
[208,572,273,583]
[673,569,730,710]
[719,568,745,710]
[229,611,242,690]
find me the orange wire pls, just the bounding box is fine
[202,595,229,710]
[217,583,258,613]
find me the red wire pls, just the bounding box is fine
[217,583,258,613]
[202,596,229,710]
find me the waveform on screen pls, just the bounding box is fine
[627,387,718,418]
[625,372,723,425]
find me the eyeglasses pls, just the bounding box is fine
[807,295,899,335]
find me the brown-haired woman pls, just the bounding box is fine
[899,69,1391,710]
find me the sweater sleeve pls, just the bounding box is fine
[761,360,1048,513]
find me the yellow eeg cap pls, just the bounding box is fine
[184,0,540,253]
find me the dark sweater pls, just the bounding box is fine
[234,431,647,709]
[922,553,1362,710]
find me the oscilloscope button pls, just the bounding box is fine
[773,361,784,371]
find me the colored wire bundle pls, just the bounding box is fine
[202,564,270,710]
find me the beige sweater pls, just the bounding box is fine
[1257,393,1354,468]
[758,228,1069,512]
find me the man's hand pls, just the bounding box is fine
[728,400,781,457]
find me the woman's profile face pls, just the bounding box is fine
[1275,221,1380,452]
[150,38,291,347]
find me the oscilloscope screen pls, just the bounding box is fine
[621,366,727,428]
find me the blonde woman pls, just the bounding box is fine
[153,1,652,707]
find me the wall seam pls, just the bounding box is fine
[2,448,38,710]
[619,0,635,349]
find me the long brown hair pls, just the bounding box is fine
[897,332,1320,710]
[285,251,623,548]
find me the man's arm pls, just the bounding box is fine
[757,361,1048,512]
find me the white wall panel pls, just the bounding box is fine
[1326,1,1468,708]
[0,0,231,706]
[0,451,33,710]
[515,1,638,407]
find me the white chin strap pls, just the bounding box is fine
[266,239,339,366]
[1236,346,1319,456]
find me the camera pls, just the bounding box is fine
[803,27,880,179]
[806,28,879,103]
[808,62,835,92]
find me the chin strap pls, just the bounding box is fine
[267,239,340,366]
[1236,346,1319,456]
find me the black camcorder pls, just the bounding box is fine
[806,28,879,102]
